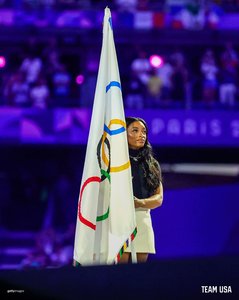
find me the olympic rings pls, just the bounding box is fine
[79,174,110,230]
[78,118,130,230]
[102,119,130,173]
[97,136,111,182]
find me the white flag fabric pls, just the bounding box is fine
[73,7,137,266]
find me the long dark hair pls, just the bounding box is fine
[126,116,162,192]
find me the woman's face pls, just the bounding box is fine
[127,121,147,150]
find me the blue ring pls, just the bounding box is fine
[104,124,125,136]
[106,81,121,93]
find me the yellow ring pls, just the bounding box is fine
[102,119,130,173]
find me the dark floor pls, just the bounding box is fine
[0,256,238,300]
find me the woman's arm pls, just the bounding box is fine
[134,181,163,209]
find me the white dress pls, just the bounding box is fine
[125,208,155,254]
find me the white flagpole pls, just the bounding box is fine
[131,241,137,264]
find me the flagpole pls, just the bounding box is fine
[131,241,137,263]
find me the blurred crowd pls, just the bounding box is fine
[1,38,73,109]
[20,225,75,269]
[1,0,239,12]
[0,37,238,110]
[0,149,81,269]
[125,42,239,109]
[0,2,239,110]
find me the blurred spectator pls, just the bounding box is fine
[43,37,61,79]
[30,75,50,109]
[125,70,145,109]
[80,71,96,107]
[80,54,99,107]
[51,64,71,107]
[219,42,238,107]
[115,0,138,12]
[171,49,189,106]
[131,50,151,85]
[200,49,218,107]
[156,55,173,103]
[146,68,162,107]
[4,71,30,107]
[20,51,43,85]
[171,48,185,67]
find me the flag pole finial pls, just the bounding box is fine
[105,6,111,15]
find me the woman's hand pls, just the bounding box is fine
[133,182,163,209]
[134,196,144,208]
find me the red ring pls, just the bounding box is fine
[78,176,101,230]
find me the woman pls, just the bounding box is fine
[120,117,163,263]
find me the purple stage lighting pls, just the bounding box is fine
[76,74,84,85]
[149,55,163,68]
[0,56,6,68]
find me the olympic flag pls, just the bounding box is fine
[73,7,137,265]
